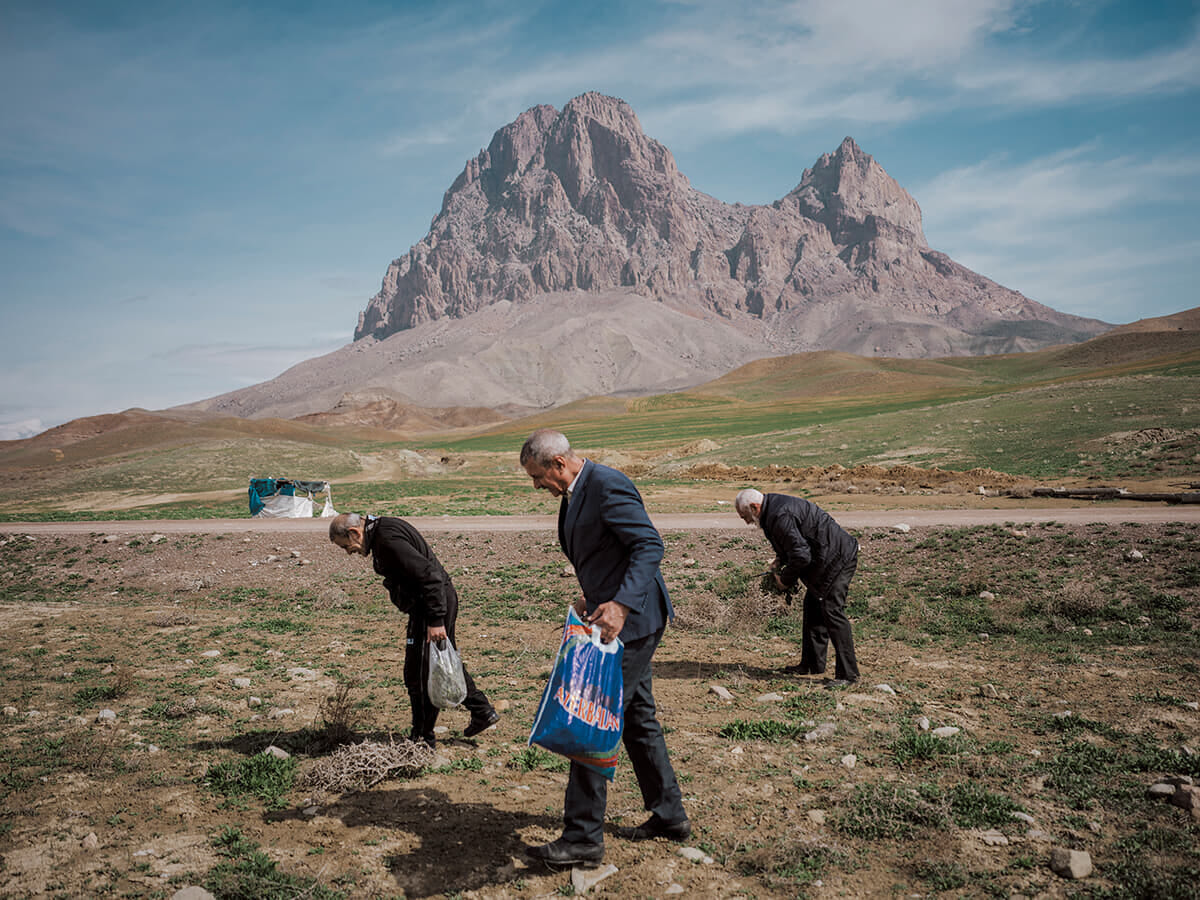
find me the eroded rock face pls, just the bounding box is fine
[354,92,1106,356]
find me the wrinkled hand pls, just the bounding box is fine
[587,601,629,643]
[573,596,587,618]
[426,624,448,644]
[773,572,787,592]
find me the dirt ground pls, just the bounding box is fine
[1,513,1198,899]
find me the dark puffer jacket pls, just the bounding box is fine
[759,493,858,591]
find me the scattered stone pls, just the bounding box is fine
[1012,812,1036,826]
[893,523,911,533]
[150,534,166,543]
[841,754,857,769]
[978,591,995,601]
[247,696,262,708]
[932,726,960,738]
[979,829,1009,846]
[1026,829,1052,842]
[1053,710,1073,720]
[81,832,99,850]
[232,677,251,689]
[678,847,714,864]
[1147,782,1175,799]
[97,709,117,723]
[172,888,216,900]
[102,534,121,543]
[291,550,302,558]
[755,692,784,703]
[268,708,295,719]
[1049,848,1092,879]
[978,632,990,641]
[288,667,319,679]
[664,885,685,895]
[915,716,931,731]
[980,684,1000,699]
[1126,549,1144,561]
[200,650,221,659]
[708,685,734,701]
[302,806,320,817]
[804,722,837,742]
[1168,784,1200,820]
[1183,702,1199,711]
[875,684,896,695]
[263,745,290,760]
[807,809,827,825]
[572,863,618,894]
[2,706,17,717]
[561,565,575,578]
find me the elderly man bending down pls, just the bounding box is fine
[735,489,860,688]
[329,512,499,745]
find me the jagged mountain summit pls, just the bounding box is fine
[184,92,1112,424]
[355,91,1106,357]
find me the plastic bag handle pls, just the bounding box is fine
[589,624,622,655]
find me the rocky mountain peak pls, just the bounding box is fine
[354,92,1105,360]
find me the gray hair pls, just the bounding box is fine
[734,489,763,515]
[520,428,574,467]
[328,512,362,541]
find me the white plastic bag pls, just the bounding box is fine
[427,639,468,709]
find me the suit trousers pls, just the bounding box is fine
[561,628,686,845]
[403,590,492,741]
[799,554,860,681]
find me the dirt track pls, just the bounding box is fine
[2,505,1199,535]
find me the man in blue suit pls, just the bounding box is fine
[520,429,690,867]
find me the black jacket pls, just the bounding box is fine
[759,493,858,591]
[363,516,451,626]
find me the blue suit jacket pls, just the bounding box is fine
[558,459,673,643]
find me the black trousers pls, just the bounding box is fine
[561,628,687,845]
[402,586,492,741]
[799,554,860,681]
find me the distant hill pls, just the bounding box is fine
[182,91,1110,424]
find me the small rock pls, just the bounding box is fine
[1053,710,1073,720]
[875,683,896,695]
[268,708,295,719]
[150,534,166,543]
[980,684,1000,699]
[247,696,262,708]
[978,632,990,641]
[200,650,221,659]
[932,726,960,738]
[893,523,911,533]
[1183,702,1199,711]
[1126,549,1144,561]
[1012,812,1036,825]
[708,685,734,701]
[172,888,217,900]
[664,885,685,895]
[102,534,121,543]
[916,716,930,731]
[807,809,827,825]
[232,678,251,689]
[840,754,857,769]
[287,667,318,679]
[302,806,320,817]
[1049,847,1092,879]
[979,829,1009,846]
[81,832,99,850]
[97,709,117,723]
[2,706,17,717]
[978,591,995,601]
[290,550,302,558]
[560,565,575,578]
[678,847,714,864]
[755,692,784,703]
[1168,784,1200,813]
[1147,782,1175,798]
[804,722,837,742]
[263,745,290,760]
[572,863,618,894]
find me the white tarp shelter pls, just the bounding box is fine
[248,478,337,518]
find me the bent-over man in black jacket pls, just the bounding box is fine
[735,489,860,688]
[329,513,499,744]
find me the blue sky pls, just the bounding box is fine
[2,0,1198,439]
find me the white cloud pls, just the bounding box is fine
[0,418,45,441]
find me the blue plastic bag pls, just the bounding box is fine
[529,607,624,780]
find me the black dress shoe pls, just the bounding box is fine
[463,709,500,737]
[616,815,692,842]
[526,837,604,866]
